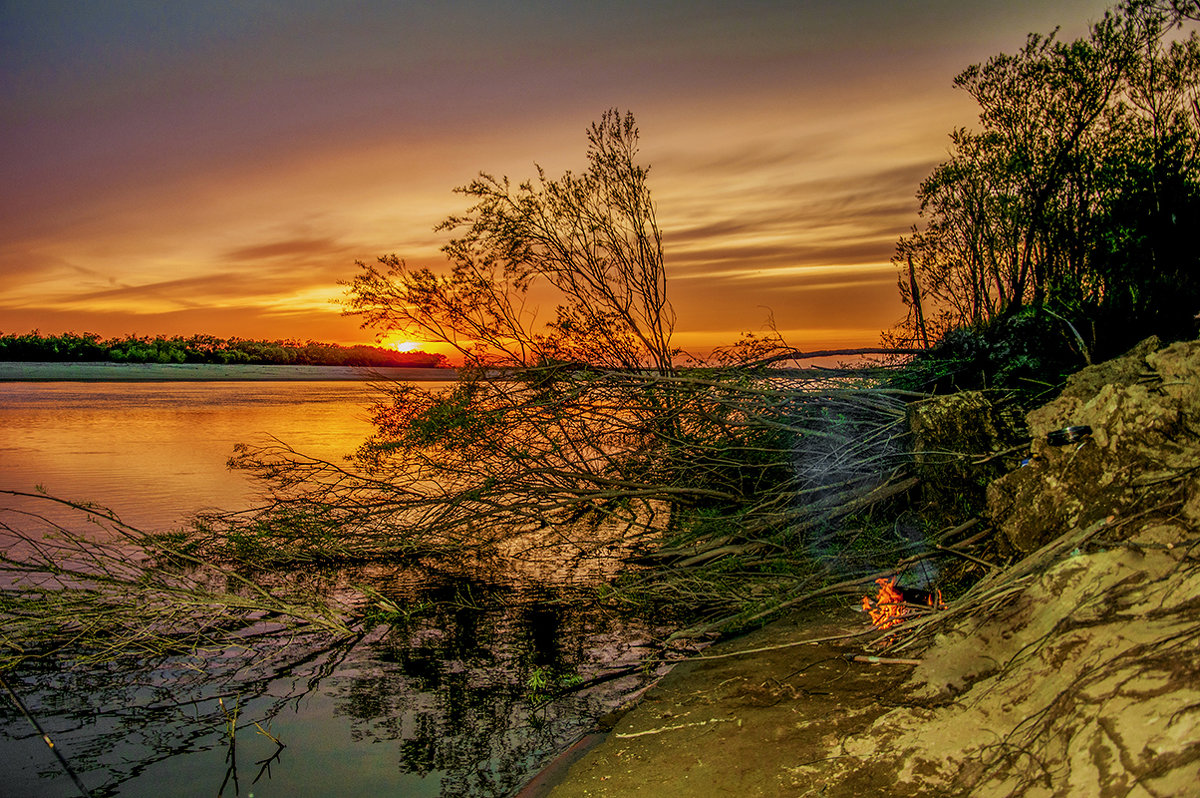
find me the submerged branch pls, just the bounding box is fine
[0,490,362,673]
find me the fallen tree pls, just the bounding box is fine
[190,111,938,625]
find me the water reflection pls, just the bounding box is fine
[313,568,666,797]
[1,564,667,798]
[0,381,393,530]
[0,379,669,796]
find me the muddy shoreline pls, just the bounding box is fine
[527,606,898,798]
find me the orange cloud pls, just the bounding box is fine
[0,0,1117,352]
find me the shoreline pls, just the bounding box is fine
[0,362,457,382]
[530,607,900,798]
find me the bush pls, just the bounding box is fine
[896,310,1083,398]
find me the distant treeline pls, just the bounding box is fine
[0,331,448,368]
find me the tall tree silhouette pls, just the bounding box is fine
[896,0,1200,359]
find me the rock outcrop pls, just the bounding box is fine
[907,389,1027,523]
[989,336,1200,555]
[822,336,1200,796]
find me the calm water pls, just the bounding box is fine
[0,380,392,529]
[0,377,663,797]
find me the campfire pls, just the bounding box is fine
[862,577,945,630]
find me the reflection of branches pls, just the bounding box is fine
[1,671,92,797]
[217,697,240,798]
[0,490,671,798]
[2,626,363,797]
[214,700,286,796]
[319,577,672,797]
[1,490,360,674]
[0,490,381,795]
[252,721,287,784]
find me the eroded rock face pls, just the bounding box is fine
[849,520,1200,798]
[806,336,1200,797]
[988,336,1200,554]
[907,390,1026,522]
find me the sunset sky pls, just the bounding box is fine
[1,0,1116,358]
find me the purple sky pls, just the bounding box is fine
[1,0,1116,355]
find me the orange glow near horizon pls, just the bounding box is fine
[375,334,464,362]
[1,1,1117,354]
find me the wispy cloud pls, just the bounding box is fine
[221,237,345,263]
[0,0,1117,348]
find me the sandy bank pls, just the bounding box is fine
[543,515,1200,797]
[0,362,457,382]
[537,336,1200,797]
[534,607,904,798]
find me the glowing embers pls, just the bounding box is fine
[861,577,945,630]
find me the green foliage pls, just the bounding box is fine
[893,310,1082,397]
[525,666,583,707]
[0,331,449,368]
[358,587,433,628]
[0,330,107,361]
[375,382,504,453]
[896,1,1200,360]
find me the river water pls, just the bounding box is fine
[0,373,664,797]
[0,380,383,529]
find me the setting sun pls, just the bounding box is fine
[389,340,423,353]
[375,336,462,364]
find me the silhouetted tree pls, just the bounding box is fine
[896,1,1200,361]
[208,111,919,623]
[344,109,676,374]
